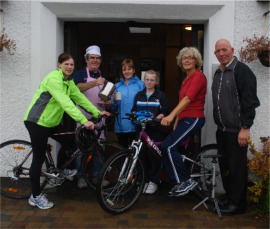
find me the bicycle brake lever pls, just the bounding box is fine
[152,118,161,124]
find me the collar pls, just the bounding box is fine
[58,68,73,81]
[120,75,137,84]
[218,57,236,71]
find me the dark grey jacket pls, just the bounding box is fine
[212,57,260,132]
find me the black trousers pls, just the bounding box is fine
[116,132,137,148]
[139,144,162,185]
[216,129,248,207]
[24,121,75,197]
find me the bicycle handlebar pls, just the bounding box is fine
[124,112,161,126]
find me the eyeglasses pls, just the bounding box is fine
[182,56,195,61]
[144,79,155,82]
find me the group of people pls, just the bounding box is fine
[24,39,260,216]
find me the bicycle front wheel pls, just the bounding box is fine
[191,144,225,200]
[96,149,145,214]
[0,140,48,199]
[82,142,124,190]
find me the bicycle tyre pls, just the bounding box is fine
[0,140,49,199]
[191,144,225,200]
[96,149,145,214]
[82,142,124,190]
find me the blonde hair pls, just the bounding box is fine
[176,47,203,71]
[144,70,159,83]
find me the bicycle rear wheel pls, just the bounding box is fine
[0,140,49,199]
[82,142,123,190]
[191,144,225,200]
[96,149,145,214]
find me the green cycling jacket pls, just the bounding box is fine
[24,68,100,127]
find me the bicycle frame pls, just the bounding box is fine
[96,112,222,214]
[121,118,212,185]
[46,115,107,172]
[121,121,162,184]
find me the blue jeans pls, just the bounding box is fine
[161,118,205,184]
[75,150,102,179]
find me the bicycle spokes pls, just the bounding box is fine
[97,150,145,214]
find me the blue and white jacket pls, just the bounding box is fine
[132,88,170,118]
[132,88,170,141]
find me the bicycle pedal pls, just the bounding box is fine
[10,174,19,181]
[43,171,60,179]
[106,198,114,206]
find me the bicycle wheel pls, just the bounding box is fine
[82,142,123,190]
[0,140,49,199]
[190,144,225,200]
[96,149,145,214]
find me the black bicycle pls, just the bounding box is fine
[96,111,224,214]
[0,116,123,199]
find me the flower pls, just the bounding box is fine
[239,34,270,63]
[0,30,16,55]
[247,136,270,214]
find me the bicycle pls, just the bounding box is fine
[0,115,123,199]
[96,111,224,214]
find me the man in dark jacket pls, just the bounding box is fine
[212,39,260,215]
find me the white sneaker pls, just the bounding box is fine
[28,193,54,210]
[63,169,77,181]
[78,177,88,189]
[145,181,158,194]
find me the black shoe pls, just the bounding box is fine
[219,203,246,215]
[217,193,229,206]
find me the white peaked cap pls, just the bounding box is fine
[85,45,101,56]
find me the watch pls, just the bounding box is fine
[242,125,250,130]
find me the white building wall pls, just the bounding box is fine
[0,0,269,151]
[0,1,31,142]
[202,1,235,145]
[234,0,270,149]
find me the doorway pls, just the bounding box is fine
[64,22,203,104]
[64,21,204,149]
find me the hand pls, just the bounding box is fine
[155,114,164,120]
[95,77,106,86]
[238,128,250,147]
[84,121,95,130]
[98,100,113,106]
[161,115,173,126]
[99,110,111,117]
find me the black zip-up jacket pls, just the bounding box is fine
[132,88,170,141]
[132,88,170,117]
[212,57,260,132]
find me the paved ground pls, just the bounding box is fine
[1,180,269,229]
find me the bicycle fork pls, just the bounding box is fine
[104,142,143,206]
[119,141,143,184]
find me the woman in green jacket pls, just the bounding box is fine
[24,53,108,209]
